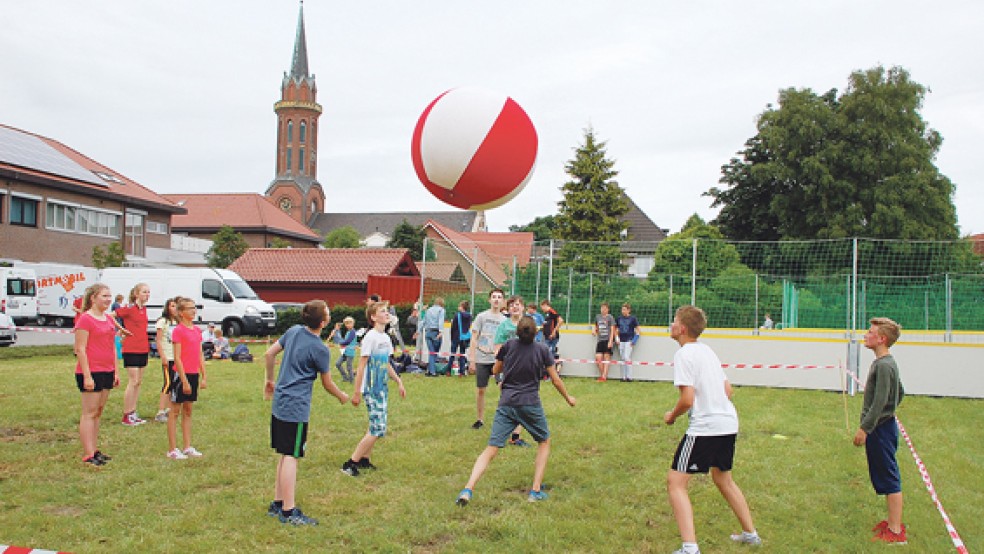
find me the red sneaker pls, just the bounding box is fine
[874,524,907,545]
[872,520,888,534]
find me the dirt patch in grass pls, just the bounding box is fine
[0,426,74,444]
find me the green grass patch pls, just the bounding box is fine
[0,346,981,552]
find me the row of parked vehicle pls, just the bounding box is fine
[0,262,278,340]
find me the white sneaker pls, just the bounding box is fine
[183,446,203,457]
[730,532,762,546]
[167,448,188,460]
[154,410,169,423]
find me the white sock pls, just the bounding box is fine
[682,542,700,554]
[743,531,759,539]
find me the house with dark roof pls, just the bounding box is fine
[309,211,480,247]
[228,247,420,307]
[0,123,185,266]
[164,193,322,249]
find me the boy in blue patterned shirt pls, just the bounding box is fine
[342,301,407,477]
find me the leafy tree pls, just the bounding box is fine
[269,237,291,248]
[322,226,362,249]
[554,128,630,274]
[509,215,557,241]
[386,219,434,261]
[91,242,126,269]
[708,65,958,242]
[650,215,742,279]
[206,225,249,268]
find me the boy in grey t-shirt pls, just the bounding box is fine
[467,288,505,430]
[593,302,616,381]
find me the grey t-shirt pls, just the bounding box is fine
[496,339,554,407]
[471,309,505,364]
[596,313,615,342]
[272,325,331,423]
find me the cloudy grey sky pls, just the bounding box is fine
[2,1,982,236]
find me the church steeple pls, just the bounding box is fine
[289,3,310,81]
[266,1,325,227]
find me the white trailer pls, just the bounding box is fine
[18,262,100,327]
[0,265,38,325]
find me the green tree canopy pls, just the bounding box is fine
[707,65,958,242]
[509,215,557,241]
[206,225,249,268]
[649,214,742,279]
[268,237,291,248]
[555,127,629,242]
[322,226,363,249]
[386,219,434,261]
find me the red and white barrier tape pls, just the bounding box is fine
[419,349,839,370]
[15,326,274,343]
[1,545,69,554]
[847,369,967,552]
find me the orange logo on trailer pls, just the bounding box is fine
[37,272,86,293]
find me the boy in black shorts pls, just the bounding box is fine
[854,317,906,544]
[263,300,349,526]
[663,306,760,554]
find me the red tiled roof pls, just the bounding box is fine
[228,248,419,284]
[0,124,183,213]
[163,193,320,241]
[972,233,984,257]
[419,261,461,281]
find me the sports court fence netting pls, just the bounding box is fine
[417,237,983,342]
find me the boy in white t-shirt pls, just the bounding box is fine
[663,305,760,554]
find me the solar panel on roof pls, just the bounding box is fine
[0,126,106,187]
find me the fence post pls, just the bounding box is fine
[547,239,554,300]
[416,237,428,363]
[846,237,859,396]
[470,246,478,312]
[691,239,697,305]
[565,267,573,323]
[754,273,760,334]
[945,272,953,342]
[668,274,674,327]
[588,273,594,320]
[535,260,541,304]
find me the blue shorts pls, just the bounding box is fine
[488,404,550,447]
[865,417,901,495]
[365,392,388,437]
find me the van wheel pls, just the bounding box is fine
[36,315,47,326]
[224,320,243,338]
[53,316,67,328]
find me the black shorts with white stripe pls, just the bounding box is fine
[671,433,737,473]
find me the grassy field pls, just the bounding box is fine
[1,345,981,553]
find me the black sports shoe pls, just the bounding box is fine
[94,450,112,463]
[83,455,105,467]
[471,420,484,430]
[340,460,360,477]
[357,457,377,470]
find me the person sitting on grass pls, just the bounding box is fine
[263,300,350,526]
[456,315,576,506]
[211,329,231,360]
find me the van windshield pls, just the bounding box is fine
[223,279,259,300]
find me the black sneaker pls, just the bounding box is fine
[471,420,484,430]
[279,506,319,526]
[83,455,105,467]
[94,450,112,463]
[267,501,282,517]
[357,457,377,470]
[340,460,360,477]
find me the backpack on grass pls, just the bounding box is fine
[231,343,253,362]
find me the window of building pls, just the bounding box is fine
[125,211,145,257]
[10,196,39,227]
[46,202,78,231]
[300,121,306,143]
[299,147,305,174]
[287,120,293,142]
[147,221,168,234]
[286,148,292,174]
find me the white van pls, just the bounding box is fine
[100,267,277,337]
[0,265,39,325]
[16,262,100,327]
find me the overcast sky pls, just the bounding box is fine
[2,1,982,236]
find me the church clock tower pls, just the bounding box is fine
[265,2,325,226]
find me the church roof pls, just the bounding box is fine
[309,210,479,239]
[163,193,321,242]
[290,4,310,80]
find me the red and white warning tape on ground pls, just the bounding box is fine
[896,420,968,553]
[15,326,74,334]
[419,350,839,370]
[1,545,70,554]
[847,369,967,553]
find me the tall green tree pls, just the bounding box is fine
[386,220,434,261]
[322,226,362,249]
[649,214,742,279]
[555,128,629,274]
[91,242,126,269]
[708,65,958,242]
[206,225,249,268]
[509,215,557,241]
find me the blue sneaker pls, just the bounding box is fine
[456,488,472,506]
[509,438,531,448]
[266,501,281,517]
[279,507,319,526]
[528,489,548,502]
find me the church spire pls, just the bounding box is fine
[290,2,310,80]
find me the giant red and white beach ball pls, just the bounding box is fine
[411,87,538,210]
